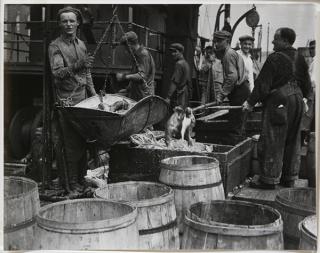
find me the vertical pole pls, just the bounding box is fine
[42,4,52,192]
[267,22,270,57]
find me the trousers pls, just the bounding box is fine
[258,83,304,184]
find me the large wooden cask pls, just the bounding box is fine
[275,188,316,249]
[4,176,40,250]
[299,215,317,250]
[182,200,284,250]
[94,181,179,249]
[159,156,225,232]
[34,199,139,250]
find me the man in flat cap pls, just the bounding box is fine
[237,35,257,92]
[242,27,312,189]
[166,43,191,109]
[213,30,249,141]
[49,6,97,194]
[116,31,155,101]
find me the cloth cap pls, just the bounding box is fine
[213,30,231,40]
[120,31,138,45]
[57,6,83,24]
[169,43,184,53]
[239,35,255,42]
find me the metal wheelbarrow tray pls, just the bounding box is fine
[57,94,169,148]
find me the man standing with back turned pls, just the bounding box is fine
[49,6,96,194]
[242,27,312,189]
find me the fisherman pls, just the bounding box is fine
[213,30,249,142]
[191,46,202,100]
[199,46,223,103]
[116,31,156,101]
[237,35,256,92]
[49,6,97,194]
[165,43,191,109]
[242,27,312,189]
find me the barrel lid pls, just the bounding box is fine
[302,215,317,238]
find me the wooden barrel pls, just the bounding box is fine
[159,156,225,232]
[94,181,179,249]
[34,199,139,250]
[182,200,284,250]
[275,188,316,249]
[4,176,40,250]
[306,132,315,187]
[299,215,317,250]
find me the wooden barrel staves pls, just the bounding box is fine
[34,199,139,250]
[4,176,40,250]
[159,156,225,232]
[275,188,316,249]
[299,215,317,250]
[94,181,179,249]
[181,200,284,250]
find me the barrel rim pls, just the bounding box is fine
[185,200,283,236]
[94,181,174,207]
[160,155,219,171]
[4,176,39,200]
[275,188,316,214]
[299,215,317,239]
[36,198,137,232]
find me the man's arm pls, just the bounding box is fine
[221,52,238,97]
[48,44,94,80]
[247,56,275,106]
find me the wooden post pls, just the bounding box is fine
[42,5,53,191]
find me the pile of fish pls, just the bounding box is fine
[130,131,213,153]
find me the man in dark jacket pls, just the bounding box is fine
[213,30,250,142]
[242,27,312,189]
[165,43,191,109]
[49,6,96,194]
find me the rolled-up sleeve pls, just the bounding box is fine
[222,52,238,96]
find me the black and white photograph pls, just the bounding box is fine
[1,1,318,251]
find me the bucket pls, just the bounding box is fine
[34,199,139,250]
[94,181,179,249]
[182,200,284,250]
[275,188,316,249]
[306,132,315,187]
[4,176,40,250]
[159,156,225,232]
[299,215,317,250]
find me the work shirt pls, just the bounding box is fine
[238,50,254,92]
[247,47,312,106]
[218,46,246,97]
[49,35,96,106]
[169,58,191,96]
[127,46,155,101]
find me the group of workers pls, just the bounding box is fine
[49,6,315,194]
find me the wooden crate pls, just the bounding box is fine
[109,137,253,196]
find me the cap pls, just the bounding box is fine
[169,43,184,53]
[120,31,138,45]
[239,35,255,42]
[213,30,231,40]
[57,6,83,24]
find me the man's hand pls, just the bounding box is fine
[242,101,253,112]
[215,93,224,105]
[116,73,127,82]
[303,98,309,113]
[164,97,170,104]
[74,54,94,70]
